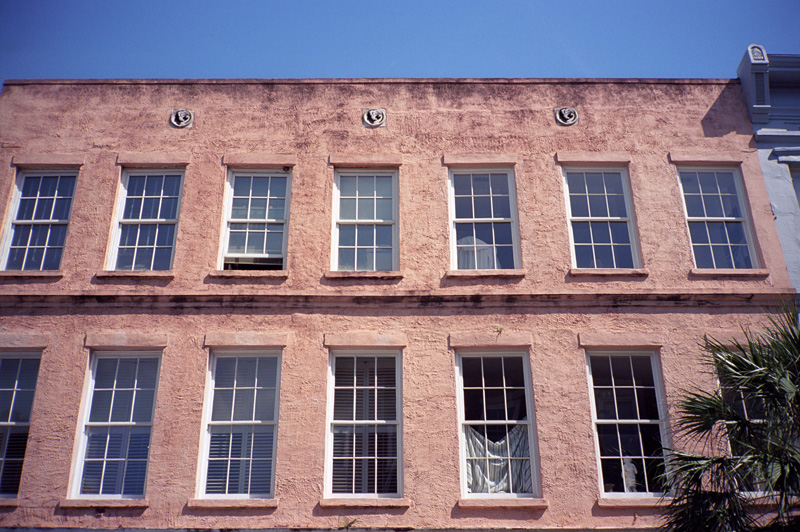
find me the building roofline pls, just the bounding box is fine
[2,77,738,86]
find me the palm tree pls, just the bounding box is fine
[660,308,800,532]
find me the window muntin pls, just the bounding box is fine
[2,172,76,271]
[327,352,401,496]
[564,169,639,269]
[449,170,520,270]
[456,353,538,497]
[201,353,280,498]
[223,171,290,270]
[678,169,757,269]
[588,353,667,496]
[76,355,159,498]
[333,171,397,271]
[0,355,40,496]
[111,171,183,271]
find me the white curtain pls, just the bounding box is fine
[465,424,531,493]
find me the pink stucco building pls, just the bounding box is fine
[0,77,794,531]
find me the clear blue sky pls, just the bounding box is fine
[1,0,799,85]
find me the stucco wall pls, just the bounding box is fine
[0,79,794,530]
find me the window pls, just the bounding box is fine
[588,353,667,495]
[327,352,401,496]
[332,171,397,271]
[75,355,159,497]
[0,355,40,496]
[200,353,280,498]
[564,169,639,268]
[222,171,290,270]
[792,168,800,208]
[456,353,538,496]
[110,170,183,271]
[449,169,520,270]
[2,172,76,270]
[721,380,767,492]
[678,168,757,269]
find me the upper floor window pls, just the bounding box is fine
[564,169,639,268]
[332,170,398,271]
[587,353,667,496]
[74,354,159,498]
[222,171,290,270]
[200,353,280,498]
[327,352,401,496]
[0,355,41,496]
[456,353,538,496]
[2,172,76,271]
[449,169,520,270]
[110,170,183,271]
[678,168,757,269]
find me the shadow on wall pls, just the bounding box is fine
[701,82,753,138]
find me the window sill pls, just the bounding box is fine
[209,270,288,279]
[318,497,410,508]
[446,269,526,278]
[187,498,278,509]
[569,268,649,278]
[596,496,669,509]
[458,497,549,510]
[95,270,175,280]
[325,271,403,280]
[689,268,770,279]
[0,270,64,279]
[0,498,19,507]
[58,498,150,509]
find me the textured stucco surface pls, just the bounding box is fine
[0,78,794,530]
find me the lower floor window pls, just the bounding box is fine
[77,354,159,497]
[588,353,667,495]
[202,353,280,498]
[328,353,401,496]
[0,356,40,496]
[457,353,538,496]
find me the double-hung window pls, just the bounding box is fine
[2,172,76,270]
[222,171,290,270]
[678,168,757,269]
[0,355,40,496]
[564,169,639,268]
[333,170,398,271]
[111,170,183,271]
[449,169,520,270]
[200,353,280,498]
[75,354,159,498]
[456,353,538,496]
[327,352,401,496]
[587,353,667,495]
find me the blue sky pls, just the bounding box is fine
[1,0,799,85]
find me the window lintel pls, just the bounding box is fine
[11,154,85,168]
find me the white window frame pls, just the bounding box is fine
[0,170,77,271]
[107,169,184,271]
[70,352,160,499]
[677,166,759,269]
[562,167,641,269]
[219,169,292,270]
[455,350,540,498]
[447,168,521,270]
[0,352,41,498]
[197,350,281,499]
[324,350,403,498]
[586,351,669,498]
[331,169,399,271]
